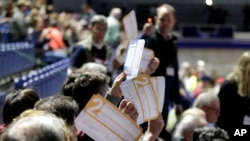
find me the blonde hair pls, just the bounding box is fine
[227,52,250,97]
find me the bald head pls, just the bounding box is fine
[156,4,175,17]
[109,8,122,20]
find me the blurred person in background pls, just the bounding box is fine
[70,15,112,74]
[141,4,182,140]
[105,7,122,48]
[180,62,198,94]
[80,3,96,29]
[216,52,250,139]
[193,92,220,128]
[193,75,216,99]
[39,19,67,64]
[10,0,29,41]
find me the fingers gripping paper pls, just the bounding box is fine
[123,10,138,41]
[120,75,160,124]
[150,76,166,112]
[124,40,145,79]
[120,75,166,124]
[75,95,142,141]
[139,48,154,73]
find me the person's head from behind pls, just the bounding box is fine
[200,75,214,88]
[227,51,250,97]
[62,71,109,111]
[16,0,29,12]
[180,108,208,127]
[34,95,79,126]
[155,4,176,36]
[109,8,122,20]
[193,127,229,141]
[173,115,203,141]
[1,109,75,141]
[193,93,220,124]
[89,15,107,44]
[2,89,40,125]
[78,62,108,75]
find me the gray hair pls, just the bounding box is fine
[193,92,219,108]
[2,113,70,141]
[173,115,201,140]
[80,62,107,74]
[90,15,107,27]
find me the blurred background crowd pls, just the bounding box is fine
[0,0,250,141]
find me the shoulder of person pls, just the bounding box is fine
[75,36,93,51]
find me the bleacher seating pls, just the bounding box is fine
[0,42,35,78]
[0,22,10,43]
[14,58,69,98]
[179,24,236,39]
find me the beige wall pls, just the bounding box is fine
[178,48,249,77]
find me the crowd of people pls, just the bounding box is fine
[0,0,250,141]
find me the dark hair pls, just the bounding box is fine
[34,95,79,125]
[2,89,40,125]
[193,127,230,141]
[61,72,82,95]
[62,72,108,111]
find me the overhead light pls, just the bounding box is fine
[206,0,213,6]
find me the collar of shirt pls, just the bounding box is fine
[93,42,104,50]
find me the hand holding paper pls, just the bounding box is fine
[120,75,160,124]
[119,99,139,122]
[75,95,142,141]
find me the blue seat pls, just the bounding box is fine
[0,92,7,123]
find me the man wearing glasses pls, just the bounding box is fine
[193,92,220,127]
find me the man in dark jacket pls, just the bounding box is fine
[141,4,182,140]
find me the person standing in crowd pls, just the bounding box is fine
[105,7,122,48]
[70,15,110,73]
[10,0,29,41]
[81,3,96,29]
[216,52,250,140]
[141,4,182,140]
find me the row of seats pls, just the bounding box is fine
[0,22,10,43]
[14,58,69,98]
[0,42,35,78]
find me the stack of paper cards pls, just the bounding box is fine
[75,95,143,141]
[123,39,154,80]
[122,10,138,41]
[139,48,154,74]
[120,75,165,124]
[124,39,145,79]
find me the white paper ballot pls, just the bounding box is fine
[122,10,138,41]
[120,75,160,124]
[150,77,166,112]
[139,48,154,74]
[75,95,143,141]
[124,40,145,79]
[243,115,250,125]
